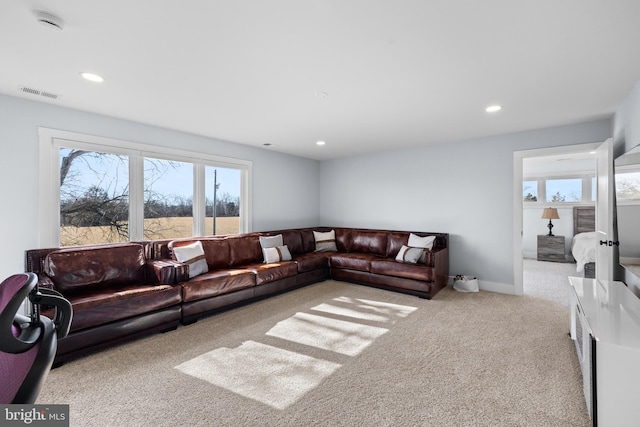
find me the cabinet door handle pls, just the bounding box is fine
[599,240,619,246]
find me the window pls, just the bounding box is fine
[143,158,194,240]
[615,171,640,202]
[545,178,582,202]
[206,166,241,235]
[523,180,538,202]
[39,128,251,247]
[59,149,129,246]
[522,175,594,207]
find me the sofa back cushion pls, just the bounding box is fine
[300,230,316,253]
[386,232,410,258]
[279,230,304,254]
[349,230,388,257]
[228,234,263,266]
[334,228,352,252]
[44,243,146,293]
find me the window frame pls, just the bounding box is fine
[38,127,252,247]
[522,172,595,208]
[614,165,640,205]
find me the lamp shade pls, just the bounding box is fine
[541,208,560,220]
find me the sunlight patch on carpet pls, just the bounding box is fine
[174,340,341,410]
[312,297,417,322]
[266,312,389,356]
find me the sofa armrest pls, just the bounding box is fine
[37,274,55,291]
[145,259,179,285]
[426,247,449,288]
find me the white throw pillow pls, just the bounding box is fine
[260,234,284,249]
[395,245,424,264]
[173,241,208,278]
[313,230,337,252]
[408,233,436,250]
[262,245,292,263]
[408,233,436,264]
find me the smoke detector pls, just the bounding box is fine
[36,11,64,31]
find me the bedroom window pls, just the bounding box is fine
[523,180,538,202]
[39,128,251,247]
[545,178,582,203]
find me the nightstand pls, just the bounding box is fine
[537,235,565,262]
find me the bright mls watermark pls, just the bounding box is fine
[1,405,69,426]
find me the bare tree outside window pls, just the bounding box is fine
[60,149,129,246]
[59,149,242,246]
[616,171,640,201]
[523,180,538,202]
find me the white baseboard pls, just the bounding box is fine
[478,280,515,295]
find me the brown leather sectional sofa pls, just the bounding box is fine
[25,227,448,364]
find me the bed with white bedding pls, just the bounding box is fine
[572,231,596,273]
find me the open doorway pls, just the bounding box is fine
[513,142,601,305]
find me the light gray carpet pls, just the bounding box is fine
[523,258,578,308]
[37,281,590,427]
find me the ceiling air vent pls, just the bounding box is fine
[18,85,62,101]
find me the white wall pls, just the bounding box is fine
[319,119,612,292]
[0,94,320,280]
[614,80,640,156]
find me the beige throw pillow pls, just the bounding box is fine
[262,245,292,263]
[313,230,337,252]
[395,245,425,264]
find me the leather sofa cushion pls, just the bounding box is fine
[293,253,329,272]
[228,234,263,266]
[45,243,145,293]
[63,283,181,332]
[279,230,304,254]
[246,262,298,285]
[334,228,352,252]
[386,232,410,258]
[330,253,373,272]
[170,238,231,270]
[181,269,256,302]
[349,230,388,256]
[300,230,316,253]
[370,259,435,282]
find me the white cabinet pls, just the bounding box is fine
[569,277,640,427]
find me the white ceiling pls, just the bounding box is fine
[2,1,640,161]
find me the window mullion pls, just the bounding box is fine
[129,156,144,241]
[193,163,205,236]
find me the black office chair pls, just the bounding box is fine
[0,273,72,404]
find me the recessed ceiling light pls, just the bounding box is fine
[316,141,326,146]
[486,105,502,113]
[80,72,104,83]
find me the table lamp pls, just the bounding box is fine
[541,207,560,236]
